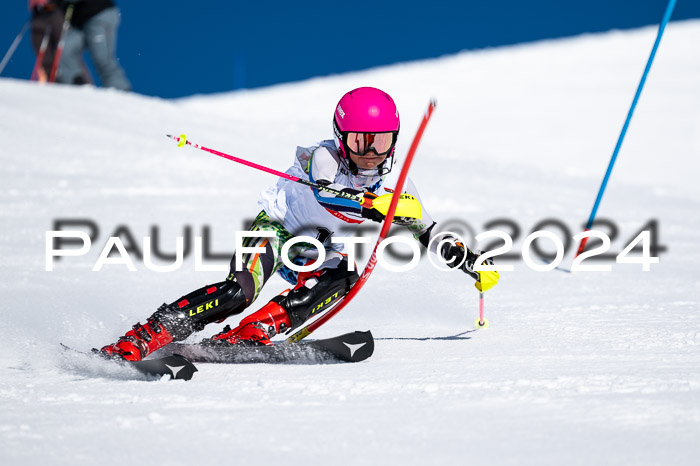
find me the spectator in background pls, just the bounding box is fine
[28,0,64,82]
[56,0,131,91]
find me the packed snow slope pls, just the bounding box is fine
[1,21,699,466]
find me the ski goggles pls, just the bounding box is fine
[342,131,397,156]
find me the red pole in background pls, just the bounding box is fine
[31,26,51,81]
[48,4,73,83]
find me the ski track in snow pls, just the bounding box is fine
[1,21,700,465]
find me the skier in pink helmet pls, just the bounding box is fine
[99,87,499,361]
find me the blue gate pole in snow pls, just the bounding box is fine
[574,0,678,258]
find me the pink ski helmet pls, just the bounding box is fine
[333,87,400,175]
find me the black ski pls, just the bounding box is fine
[128,354,198,380]
[154,330,374,364]
[60,344,198,381]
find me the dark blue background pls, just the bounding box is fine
[1,1,697,98]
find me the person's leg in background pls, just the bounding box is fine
[55,23,85,85]
[82,6,130,90]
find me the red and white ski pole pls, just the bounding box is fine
[475,291,489,329]
[287,99,437,342]
[48,3,74,83]
[168,135,377,208]
[31,26,52,82]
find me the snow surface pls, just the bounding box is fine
[1,21,700,466]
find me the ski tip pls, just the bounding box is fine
[134,354,198,381]
[167,354,198,380]
[60,343,89,355]
[328,330,374,362]
[59,344,198,381]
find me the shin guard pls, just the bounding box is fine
[100,280,249,361]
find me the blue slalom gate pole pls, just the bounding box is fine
[0,18,31,76]
[575,0,678,257]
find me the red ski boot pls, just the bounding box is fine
[210,298,292,346]
[99,318,174,361]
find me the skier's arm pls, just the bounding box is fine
[403,179,500,292]
[414,222,500,292]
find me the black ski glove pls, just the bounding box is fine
[360,192,385,223]
[440,240,500,292]
[440,240,482,280]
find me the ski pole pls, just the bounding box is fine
[287,99,437,343]
[31,26,52,82]
[48,3,74,83]
[474,292,489,329]
[168,134,399,212]
[0,18,31,76]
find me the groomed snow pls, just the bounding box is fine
[1,21,699,465]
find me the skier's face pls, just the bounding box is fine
[348,151,387,169]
